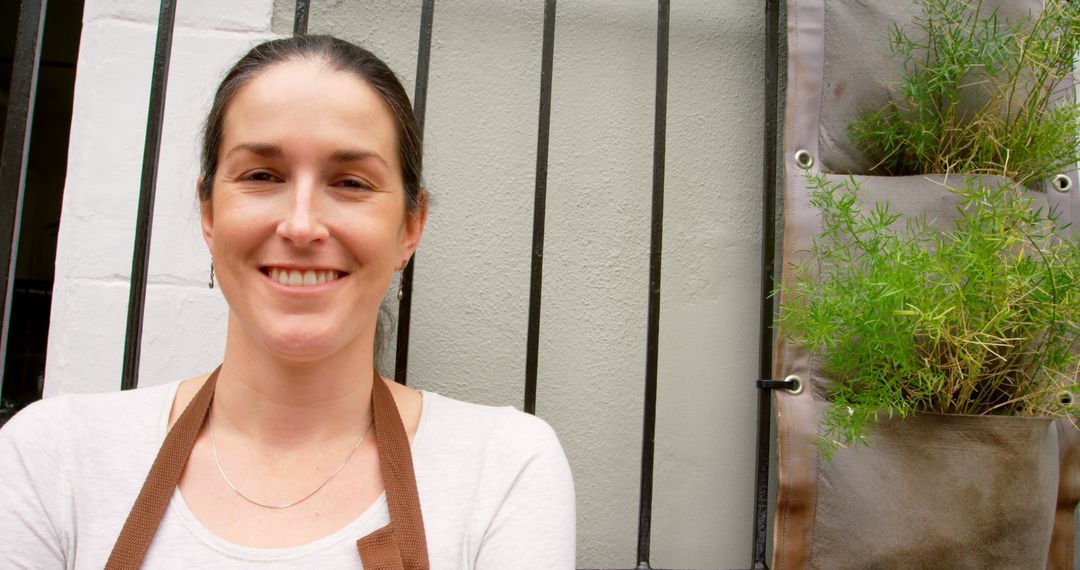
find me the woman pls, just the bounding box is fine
[0,35,575,568]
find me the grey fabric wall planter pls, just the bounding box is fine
[772,0,1080,568]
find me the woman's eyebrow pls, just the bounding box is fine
[224,142,283,159]
[331,149,388,167]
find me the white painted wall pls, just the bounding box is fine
[46,1,765,567]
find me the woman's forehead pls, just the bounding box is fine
[220,60,399,166]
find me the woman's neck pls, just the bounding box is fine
[211,317,377,447]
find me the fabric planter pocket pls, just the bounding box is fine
[773,381,1078,568]
[809,411,1059,569]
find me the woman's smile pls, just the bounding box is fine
[260,266,348,289]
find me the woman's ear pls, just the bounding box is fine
[199,177,214,249]
[399,189,429,261]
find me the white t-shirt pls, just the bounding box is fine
[0,381,575,569]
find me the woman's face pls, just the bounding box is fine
[201,59,425,362]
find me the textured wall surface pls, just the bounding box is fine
[46,1,766,567]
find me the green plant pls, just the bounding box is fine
[777,173,1080,459]
[851,0,1080,185]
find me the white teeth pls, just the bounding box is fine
[267,267,341,287]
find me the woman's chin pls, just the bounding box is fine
[257,327,356,363]
[230,311,375,364]
[269,340,338,363]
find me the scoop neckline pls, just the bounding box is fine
[155,381,434,559]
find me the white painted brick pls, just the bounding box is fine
[84,0,272,33]
[138,283,228,387]
[43,280,130,396]
[54,222,143,281]
[55,18,154,284]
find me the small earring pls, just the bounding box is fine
[395,257,410,301]
[208,262,215,289]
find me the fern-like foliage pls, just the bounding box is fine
[851,0,1080,185]
[778,174,1080,459]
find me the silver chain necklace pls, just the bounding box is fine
[209,413,373,510]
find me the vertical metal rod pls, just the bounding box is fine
[293,0,310,35]
[524,0,557,416]
[636,1,669,567]
[394,0,435,386]
[120,0,177,390]
[0,0,47,394]
[751,0,781,567]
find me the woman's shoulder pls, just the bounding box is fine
[414,391,575,559]
[416,390,568,476]
[421,391,561,446]
[0,380,185,518]
[0,380,184,568]
[1,380,180,447]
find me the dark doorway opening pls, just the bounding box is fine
[1,0,85,419]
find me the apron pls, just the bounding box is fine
[104,367,430,570]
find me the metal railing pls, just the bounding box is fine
[0,1,783,568]
[392,0,433,386]
[120,0,176,390]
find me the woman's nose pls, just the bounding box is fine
[276,177,330,246]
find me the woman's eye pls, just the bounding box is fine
[242,170,279,183]
[337,178,372,190]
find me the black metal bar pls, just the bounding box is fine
[524,0,557,416]
[120,0,177,391]
[756,379,794,391]
[751,0,781,567]
[293,0,309,36]
[0,0,47,395]
[636,1,669,567]
[394,0,435,386]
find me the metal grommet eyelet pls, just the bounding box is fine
[794,149,814,170]
[1052,174,1072,193]
[784,374,803,395]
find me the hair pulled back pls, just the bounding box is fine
[199,34,423,214]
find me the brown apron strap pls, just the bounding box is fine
[105,367,220,570]
[356,372,430,570]
[106,368,429,570]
